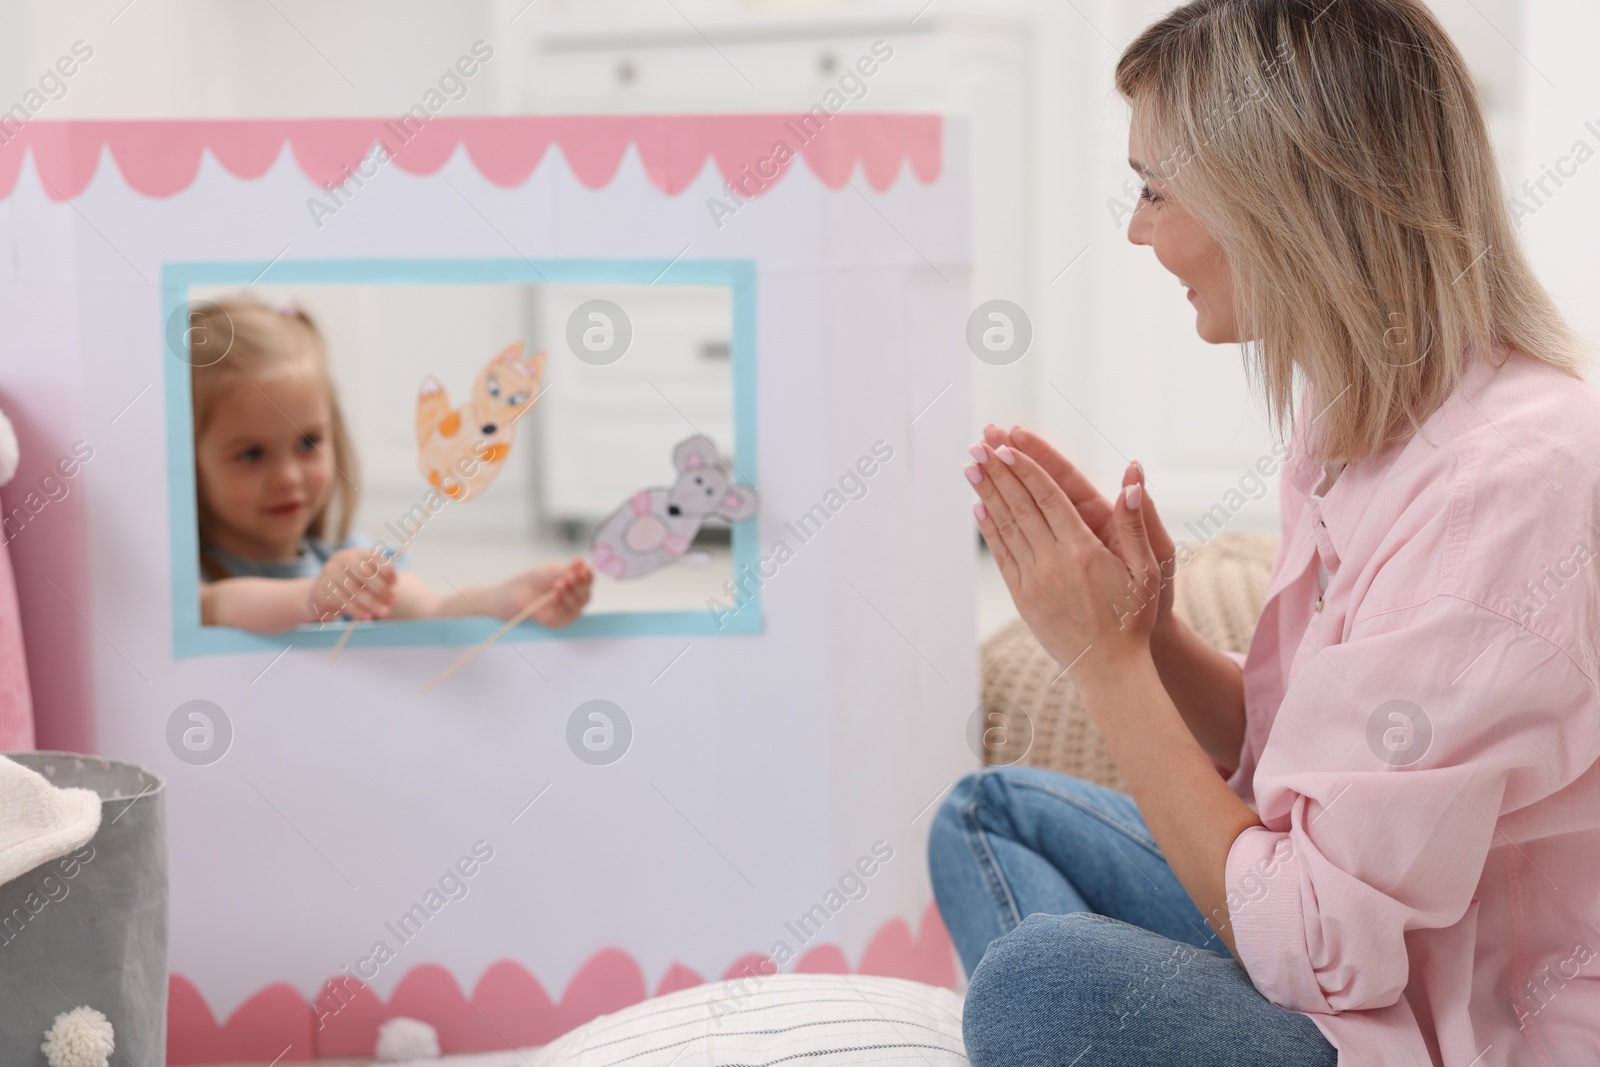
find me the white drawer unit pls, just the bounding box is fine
[525,1,1044,518]
[531,282,735,531]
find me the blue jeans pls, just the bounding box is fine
[928,766,1337,1066]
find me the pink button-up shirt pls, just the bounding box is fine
[1220,348,1600,1066]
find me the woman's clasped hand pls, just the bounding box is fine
[964,424,1180,682]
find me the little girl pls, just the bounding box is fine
[190,298,592,633]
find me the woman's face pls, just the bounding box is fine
[1126,107,1240,344]
[195,360,335,561]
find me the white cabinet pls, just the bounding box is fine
[526,2,1042,523]
[532,284,734,528]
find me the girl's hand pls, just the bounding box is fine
[496,557,593,627]
[966,437,1162,678]
[981,424,1179,640]
[309,546,398,622]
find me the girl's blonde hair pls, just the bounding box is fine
[1117,0,1591,466]
[189,298,359,576]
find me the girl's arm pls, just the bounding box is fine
[388,572,448,618]
[387,558,593,627]
[201,546,398,633]
[1148,612,1249,772]
[201,576,321,633]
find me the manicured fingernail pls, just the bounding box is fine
[964,464,984,484]
[973,501,988,522]
[1133,459,1145,479]
[968,443,987,462]
[1125,483,1143,509]
[996,445,1017,466]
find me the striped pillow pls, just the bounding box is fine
[538,974,967,1065]
[391,974,968,1066]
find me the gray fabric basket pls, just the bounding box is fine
[0,752,167,1067]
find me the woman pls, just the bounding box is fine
[930,1,1600,1064]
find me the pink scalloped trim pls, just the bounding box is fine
[165,901,956,1062]
[0,115,941,203]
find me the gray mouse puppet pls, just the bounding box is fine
[590,434,759,580]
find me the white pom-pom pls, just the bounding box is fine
[375,1016,440,1061]
[0,408,17,487]
[41,1006,115,1067]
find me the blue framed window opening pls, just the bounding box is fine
[162,257,761,658]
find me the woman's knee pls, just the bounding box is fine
[928,766,1095,881]
[932,766,1028,831]
[961,913,1138,1064]
[927,774,974,905]
[963,913,1330,1067]
[927,769,991,866]
[967,911,1110,997]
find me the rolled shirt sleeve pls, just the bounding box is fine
[1224,594,1599,1015]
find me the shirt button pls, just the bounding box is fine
[1315,594,1325,612]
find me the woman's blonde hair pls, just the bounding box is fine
[1117,0,1591,465]
[189,298,359,577]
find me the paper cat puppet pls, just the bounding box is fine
[416,341,546,503]
[591,434,759,580]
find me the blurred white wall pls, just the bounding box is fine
[5,0,1595,538]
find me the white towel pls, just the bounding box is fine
[0,755,101,888]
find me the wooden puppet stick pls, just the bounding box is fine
[417,586,559,696]
[326,535,423,665]
[325,618,357,663]
[325,588,386,664]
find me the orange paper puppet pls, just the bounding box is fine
[416,341,546,503]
